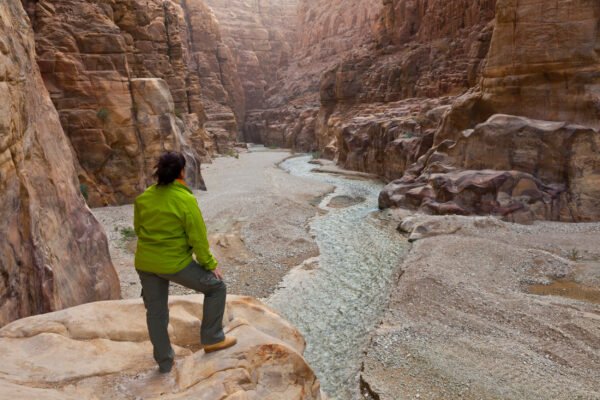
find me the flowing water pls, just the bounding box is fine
[267,155,407,399]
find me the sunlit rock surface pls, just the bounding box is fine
[22,0,243,205]
[0,295,325,400]
[0,0,119,326]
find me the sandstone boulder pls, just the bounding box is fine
[0,0,119,326]
[380,114,600,223]
[0,295,325,400]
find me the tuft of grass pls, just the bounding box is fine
[120,226,136,240]
[97,108,109,122]
[223,149,239,159]
[568,249,580,261]
[311,150,322,159]
[173,108,182,118]
[79,183,89,205]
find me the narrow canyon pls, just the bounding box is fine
[1,0,599,399]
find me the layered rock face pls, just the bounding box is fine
[0,295,326,400]
[23,0,244,206]
[246,0,496,159]
[0,0,119,326]
[381,0,600,222]
[380,115,600,223]
[203,0,297,111]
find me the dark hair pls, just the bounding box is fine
[154,151,186,185]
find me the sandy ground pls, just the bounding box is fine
[92,150,332,300]
[361,213,600,400]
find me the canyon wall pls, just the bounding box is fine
[0,0,120,326]
[381,0,600,222]
[23,0,244,206]
[203,0,297,111]
[247,0,599,222]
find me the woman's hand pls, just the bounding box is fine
[211,268,224,280]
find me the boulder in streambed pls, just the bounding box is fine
[0,295,326,400]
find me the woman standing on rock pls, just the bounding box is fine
[134,151,236,373]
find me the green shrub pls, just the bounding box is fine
[97,108,109,122]
[120,226,136,240]
[79,183,89,204]
[568,249,580,261]
[173,108,182,118]
[268,144,278,149]
[312,150,322,159]
[223,149,239,159]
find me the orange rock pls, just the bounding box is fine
[0,0,119,326]
[0,295,325,400]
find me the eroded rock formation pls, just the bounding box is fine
[380,0,600,222]
[246,0,599,222]
[203,0,297,111]
[0,295,326,400]
[23,0,244,206]
[380,115,600,223]
[0,0,119,326]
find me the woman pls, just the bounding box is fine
[134,151,236,373]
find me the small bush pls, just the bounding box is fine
[312,150,322,159]
[568,249,580,261]
[268,144,278,149]
[79,183,89,204]
[120,226,136,240]
[97,108,109,122]
[173,108,182,118]
[223,149,239,159]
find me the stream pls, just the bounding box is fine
[266,155,407,400]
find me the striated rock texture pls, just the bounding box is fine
[203,0,297,111]
[381,0,600,222]
[0,295,326,400]
[245,0,496,158]
[0,0,119,326]
[23,0,244,206]
[380,115,600,223]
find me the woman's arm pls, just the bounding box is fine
[184,197,218,270]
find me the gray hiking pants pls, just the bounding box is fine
[137,260,226,371]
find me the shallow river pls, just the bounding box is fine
[267,155,407,399]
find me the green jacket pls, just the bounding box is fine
[134,180,217,274]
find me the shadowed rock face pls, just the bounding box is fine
[22,0,244,206]
[380,115,600,223]
[0,0,120,327]
[379,0,600,222]
[203,0,297,111]
[0,295,325,400]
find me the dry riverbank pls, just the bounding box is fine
[92,150,332,299]
[361,213,600,399]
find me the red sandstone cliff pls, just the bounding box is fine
[23,0,244,206]
[247,0,599,222]
[0,0,120,326]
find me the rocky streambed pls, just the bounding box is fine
[91,149,600,400]
[268,156,408,399]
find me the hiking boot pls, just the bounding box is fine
[159,363,173,373]
[202,336,237,353]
